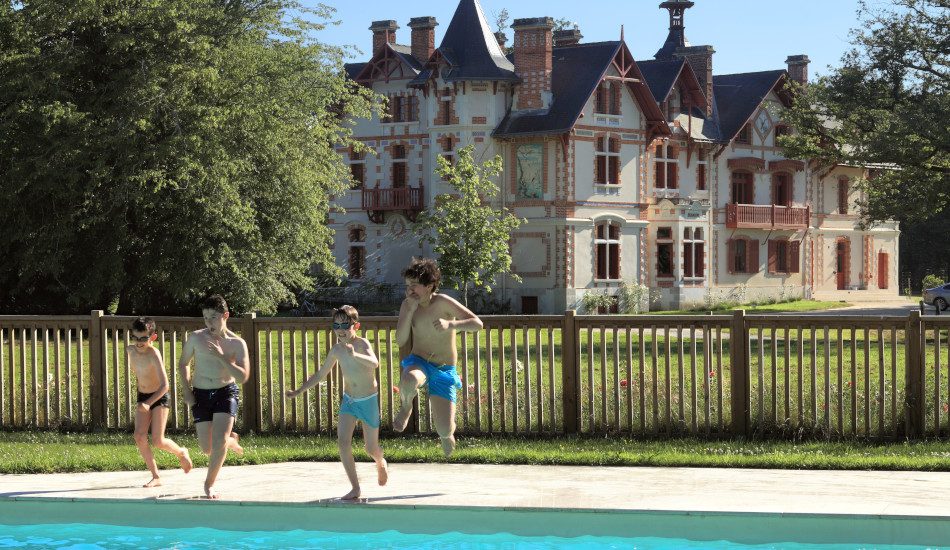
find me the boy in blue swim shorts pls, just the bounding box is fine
[394,258,484,457]
[286,305,388,500]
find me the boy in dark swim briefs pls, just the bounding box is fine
[393,258,483,457]
[286,305,388,500]
[128,317,192,487]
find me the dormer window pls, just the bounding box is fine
[595,82,621,115]
[736,123,752,145]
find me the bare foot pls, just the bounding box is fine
[377,458,388,486]
[440,436,456,458]
[393,402,413,433]
[230,432,244,457]
[143,477,162,488]
[340,487,361,500]
[204,485,219,499]
[179,448,193,474]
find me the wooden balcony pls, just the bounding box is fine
[361,186,424,223]
[726,203,810,229]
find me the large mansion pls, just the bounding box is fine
[331,0,900,313]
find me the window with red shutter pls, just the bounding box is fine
[748,239,760,273]
[594,222,621,280]
[838,177,849,214]
[595,83,608,114]
[789,241,801,274]
[609,82,622,115]
[732,171,754,204]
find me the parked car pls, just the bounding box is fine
[924,283,950,311]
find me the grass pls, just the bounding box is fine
[2,431,950,474]
[652,300,851,315]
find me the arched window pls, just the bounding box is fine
[348,225,366,280]
[594,222,621,280]
[731,171,754,204]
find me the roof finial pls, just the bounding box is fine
[620,24,625,41]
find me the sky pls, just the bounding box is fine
[302,0,868,77]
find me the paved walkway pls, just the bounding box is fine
[3,461,950,518]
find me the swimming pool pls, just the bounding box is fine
[0,499,947,549]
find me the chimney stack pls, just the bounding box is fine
[512,17,555,111]
[786,54,810,86]
[553,28,583,47]
[408,17,437,62]
[494,31,508,50]
[675,45,715,116]
[370,20,398,55]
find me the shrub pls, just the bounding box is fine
[923,274,946,291]
[581,290,617,314]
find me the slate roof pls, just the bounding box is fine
[712,70,787,141]
[409,0,517,85]
[636,59,686,103]
[345,63,366,80]
[493,42,622,137]
[390,44,424,73]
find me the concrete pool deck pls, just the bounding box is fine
[2,461,950,518]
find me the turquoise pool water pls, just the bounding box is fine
[0,523,940,549]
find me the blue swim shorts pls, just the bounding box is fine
[401,354,462,403]
[339,393,381,429]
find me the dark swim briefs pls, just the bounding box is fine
[136,391,169,408]
[191,383,240,424]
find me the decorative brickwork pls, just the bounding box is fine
[510,232,552,278]
[512,18,554,110]
[408,17,437,62]
[433,86,460,126]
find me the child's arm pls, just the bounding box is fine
[395,294,418,349]
[285,348,338,399]
[434,295,484,333]
[140,350,170,410]
[206,337,251,383]
[342,338,379,370]
[177,336,197,405]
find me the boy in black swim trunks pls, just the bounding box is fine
[128,317,193,488]
[179,295,250,499]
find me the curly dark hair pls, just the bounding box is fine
[402,257,441,291]
[201,294,228,314]
[131,317,156,335]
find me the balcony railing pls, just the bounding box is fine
[726,203,809,229]
[362,186,424,223]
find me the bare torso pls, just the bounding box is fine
[409,295,458,366]
[335,337,379,398]
[190,329,244,389]
[129,347,163,394]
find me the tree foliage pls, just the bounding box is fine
[779,0,948,226]
[0,0,380,314]
[412,145,523,306]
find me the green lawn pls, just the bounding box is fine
[652,300,851,315]
[2,431,950,474]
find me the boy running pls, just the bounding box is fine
[128,317,192,487]
[286,305,388,500]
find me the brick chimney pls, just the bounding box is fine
[494,31,508,50]
[786,54,810,86]
[370,20,398,55]
[512,17,554,111]
[553,29,583,47]
[675,45,715,116]
[408,17,437,62]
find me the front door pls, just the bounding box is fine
[836,240,849,290]
[878,252,889,289]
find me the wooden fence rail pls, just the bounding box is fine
[0,310,945,440]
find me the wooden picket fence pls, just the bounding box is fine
[0,310,947,440]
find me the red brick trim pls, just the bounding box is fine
[727,157,766,172]
[769,159,805,172]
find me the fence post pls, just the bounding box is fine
[562,309,580,434]
[730,310,750,436]
[905,311,925,439]
[240,313,261,433]
[88,310,106,430]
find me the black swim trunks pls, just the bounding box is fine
[136,391,169,408]
[191,383,240,423]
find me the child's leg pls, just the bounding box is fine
[394,367,426,432]
[362,425,388,486]
[430,396,457,457]
[133,406,160,486]
[149,406,192,474]
[337,414,360,499]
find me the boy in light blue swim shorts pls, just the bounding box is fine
[394,258,484,457]
[286,305,388,500]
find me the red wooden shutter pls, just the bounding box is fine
[609,243,620,280]
[767,240,778,274]
[596,155,606,184]
[749,240,760,273]
[668,162,678,189]
[697,164,706,190]
[696,243,705,278]
[655,162,665,188]
[789,241,801,274]
[878,252,888,289]
[727,239,736,274]
[596,243,606,279]
[609,157,619,184]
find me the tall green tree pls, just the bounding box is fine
[779,0,948,226]
[413,145,523,307]
[0,0,380,314]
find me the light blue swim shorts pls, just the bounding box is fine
[339,393,381,429]
[400,354,462,403]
